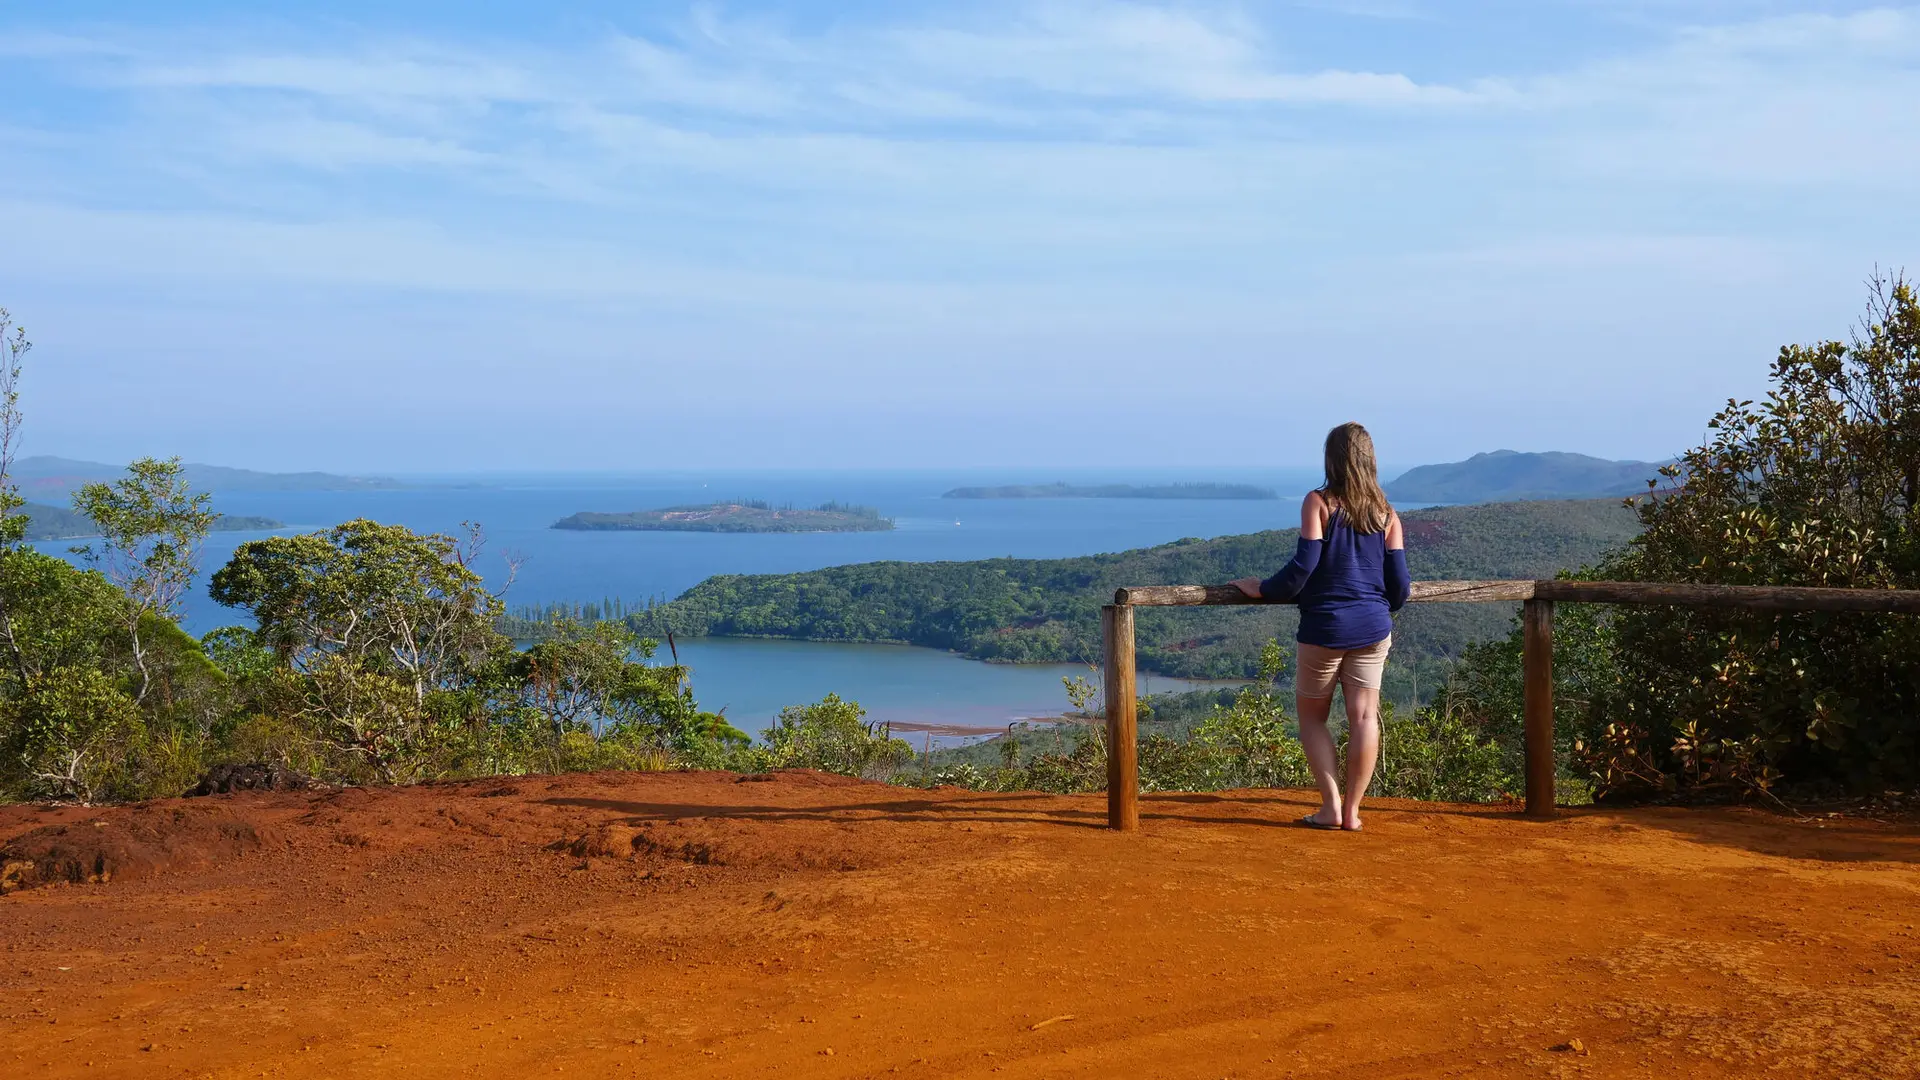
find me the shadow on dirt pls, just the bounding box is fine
[548,784,1920,865]
[546,792,1114,830]
[1564,803,1920,865]
[544,787,1508,833]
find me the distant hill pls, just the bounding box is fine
[1385,451,1666,503]
[9,456,404,496]
[944,482,1277,500]
[16,502,284,542]
[553,501,894,534]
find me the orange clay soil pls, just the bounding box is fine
[3,771,1919,1079]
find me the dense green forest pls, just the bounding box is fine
[631,498,1643,707]
[553,500,893,533]
[501,597,645,636]
[1385,450,1665,502]
[943,482,1276,500]
[21,500,282,541]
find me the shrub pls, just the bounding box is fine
[1371,700,1513,803]
[763,693,912,779]
[913,638,1516,803]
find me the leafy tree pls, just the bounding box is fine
[1593,273,1920,794]
[1439,274,1920,800]
[71,457,217,704]
[209,519,514,781]
[0,309,34,676]
[0,550,137,800]
[0,309,26,545]
[494,616,744,771]
[508,619,643,737]
[0,317,144,801]
[212,519,507,690]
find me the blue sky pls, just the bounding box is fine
[2,1,1916,472]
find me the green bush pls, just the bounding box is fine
[1371,700,1513,803]
[911,641,1516,803]
[762,693,912,779]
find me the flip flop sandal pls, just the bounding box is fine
[1299,814,1343,830]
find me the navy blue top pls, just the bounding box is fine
[1259,507,1410,649]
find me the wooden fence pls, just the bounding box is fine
[1101,580,1920,831]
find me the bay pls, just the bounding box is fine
[668,637,1231,738]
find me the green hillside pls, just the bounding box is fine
[635,498,1643,703]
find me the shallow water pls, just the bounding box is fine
[669,636,1233,737]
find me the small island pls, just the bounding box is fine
[943,482,1277,500]
[551,500,894,534]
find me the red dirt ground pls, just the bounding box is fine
[3,771,1918,1079]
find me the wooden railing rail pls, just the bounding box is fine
[1100,579,1920,831]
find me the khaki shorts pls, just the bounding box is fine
[1295,637,1392,698]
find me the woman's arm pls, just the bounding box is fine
[1383,510,1411,612]
[1232,493,1326,599]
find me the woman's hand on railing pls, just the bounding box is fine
[1229,577,1263,599]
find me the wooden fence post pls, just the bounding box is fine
[1522,598,1556,819]
[1102,604,1139,832]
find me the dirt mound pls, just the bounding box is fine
[0,801,276,894]
[732,768,876,788]
[560,815,879,871]
[184,762,319,796]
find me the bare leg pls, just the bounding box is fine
[1342,684,1381,831]
[1295,692,1342,825]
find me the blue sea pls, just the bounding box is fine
[49,467,1322,735]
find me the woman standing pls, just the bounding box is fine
[1232,422,1409,832]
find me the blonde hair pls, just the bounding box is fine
[1320,422,1392,534]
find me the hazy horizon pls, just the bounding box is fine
[5,2,1915,471]
[7,450,1669,483]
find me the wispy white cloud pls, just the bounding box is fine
[3,4,1911,250]
[1532,8,1920,185]
[11,3,1908,202]
[1,2,1916,468]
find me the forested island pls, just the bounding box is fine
[20,501,283,542]
[630,497,1643,702]
[552,500,893,533]
[943,482,1276,500]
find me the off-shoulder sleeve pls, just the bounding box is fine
[1259,537,1324,602]
[1384,547,1411,612]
